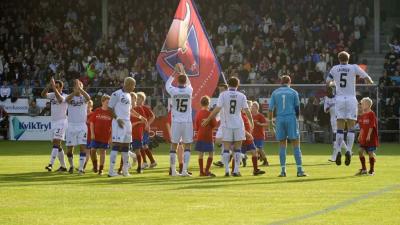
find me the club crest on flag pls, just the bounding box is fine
[157,0,221,111]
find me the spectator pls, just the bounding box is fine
[0,81,11,101]
[303,96,319,143]
[39,102,51,116]
[21,79,33,99]
[10,82,21,103]
[0,105,8,140]
[28,99,41,117]
[153,101,167,118]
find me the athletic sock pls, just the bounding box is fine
[252,156,258,172]
[347,130,355,154]
[198,158,204,175]
[233,150,241,173]
[205,157,213,174]
[183,149,191,172]
[360,155,367,170]
[58,148,66,168]
[369,157,375,172]
[293,146,303,173]
[49,145,58,165]
[220,145,224,162]
[144,148,156,163]
[108,147,118,174]
[336,130,344,154]
[121,151,129,173]
[67,152,74,168]
[136,151,142,171]
[279,146,286,174]
[140,149,147,163]
[170,150,177,172]
[78,152,86,171]
[223,150,230,174]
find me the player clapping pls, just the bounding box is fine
[42,78,68,172]
[65,80,91,175]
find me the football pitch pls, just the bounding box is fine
[0,141,399,225]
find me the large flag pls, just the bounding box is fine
[156,0,221,111]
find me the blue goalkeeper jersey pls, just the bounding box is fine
[269,86,300,118]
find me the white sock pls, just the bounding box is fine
[347,131,355,154]
[79,153,86,171]
[234,151,241,173]
[122,152,129,172]
[49,148,58,165]
[336,131,344,153]
[331,141,337,161]
[57,149,66,168]
[109,150,118,174]
[183,150,191,172]
[223,151,230,173]
[170,151,176,171]
[128,150,135,158]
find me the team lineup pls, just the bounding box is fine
[43,51,378,178]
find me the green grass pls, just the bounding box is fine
[0,141,399,225]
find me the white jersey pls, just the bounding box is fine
[109,89,132,120]
[166,76,193,123]
[67,95,87,124]
[327,64,370,97]
[47,92,68,122]
[217,89,248,129]
[324,96,336,121]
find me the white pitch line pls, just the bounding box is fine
[269,184,400,225]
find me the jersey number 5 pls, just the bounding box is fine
[176,99,188,113]
[340,73,347,88]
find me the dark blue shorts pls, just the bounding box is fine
[195,141,214,152]
[131,139,143,150]
[90,141,110,149]
[241,142,256,152]
[360,146,377,152]
[143,132,150,145]
[254,139,264,149]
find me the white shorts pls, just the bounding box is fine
[335,96,358,121]
[52,119,67,141]
[222,127,245,142]
[215,126,223,139]
[66,123,87,146]
[112,119,132,143]
[171,122,193,144]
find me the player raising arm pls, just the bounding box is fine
[42,78,68,172]
[326,51,373,166]
[166,63,193,177]
[65,80,91,175]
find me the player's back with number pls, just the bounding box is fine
[328,64,369,97]
[217,90,247,129]
[270,87,299,118]
[167,81,193,123]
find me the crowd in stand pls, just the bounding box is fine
[0,0,399,140]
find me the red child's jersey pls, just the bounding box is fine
[252,113,267,140]
[141,105,154,132]
[90,108,113,143]
[131,106,145,140]
[241,112,253,145]
[194,109,217,143]
[358,111,379,147]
